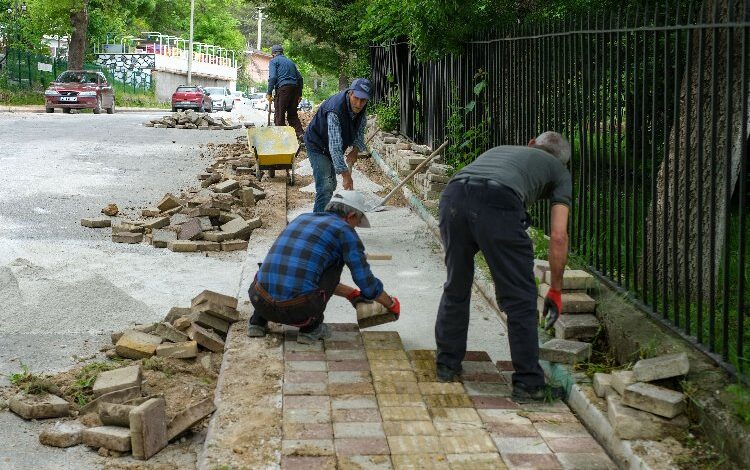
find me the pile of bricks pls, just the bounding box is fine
[109,289,239,360]
[594,353,691,440]
[32,362,216,460]
[81,146,266,253]
[533,261,600,365]
[415,163,452,201]
[143,110,242,130]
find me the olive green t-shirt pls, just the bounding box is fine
[454,146,572,207]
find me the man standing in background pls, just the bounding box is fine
[267,44,304,139]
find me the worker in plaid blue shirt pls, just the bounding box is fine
[247,191,400,343]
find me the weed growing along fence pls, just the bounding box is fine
[370,0,750,379]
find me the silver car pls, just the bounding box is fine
[205,87,233,111]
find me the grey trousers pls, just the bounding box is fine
[435,177,545,388]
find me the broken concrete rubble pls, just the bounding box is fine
[130,397,168,460]
[100,402,135,427]
[192,290,238,310]
[9,393,70,419]
[92,364,142,397]
[167,397,216,441]
[115,330,162,359]
[39,421,86,448]
[81,217,112,228]
[82,426,132,452]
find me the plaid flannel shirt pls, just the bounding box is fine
[256,212,383,301]
[327,106,367,174]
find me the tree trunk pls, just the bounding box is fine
[68,2,89,70]
[644,0,749,299]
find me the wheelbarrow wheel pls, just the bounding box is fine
[269,169,276,178]
[287,169,295,186]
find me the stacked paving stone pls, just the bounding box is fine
[81,144,265,253]
[593,353,691,440]
[279,326,615,468]
[143,110,243,130]
[534,261,599,365]
[33,362,215,460]
[110,289,239,360]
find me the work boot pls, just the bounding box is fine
[436,364,463,383]
[297,323,331,344]
[247,324,267,338]
[511,382,565,404]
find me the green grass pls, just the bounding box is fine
[8,364,59,395]
[65,360,125,406]
[726,384,750,425]
[0,87,44,105]
[142,357,175,377]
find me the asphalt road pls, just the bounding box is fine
[0,106,265,468]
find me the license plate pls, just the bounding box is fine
[60,96,77,102]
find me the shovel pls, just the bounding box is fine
[369,139,449,212]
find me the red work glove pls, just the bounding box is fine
[542,288,563,331]
[346,289,370,307]
[387,297,401,320]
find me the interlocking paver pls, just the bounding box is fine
[492,436,553,454]
[281,439,335,456]
[390,454,449,469]
[333,408,382,423]
[501,453,562,469]
[382,420,438,436]
[387,435,441,454]
[377,394,425,408]
[327,360,370,371]
[287,361,327,372]
[429,407,483,424]
[440,433,497,453]
[281,455,336,470]
[326,349,368,361]
[337,455,393,470]
[374,381,421,394]
[284,382,328,395]
[367,349,409,361]
[334,422,386,438]
[417,382,465,395]
[372,370,417,382]
[380,406,431,421]
[279,331,614,469]
[447,452,508,469]
[335,437,390,455]
[284,423,333,440]
[331,395,378,409]
[329,323,359,331]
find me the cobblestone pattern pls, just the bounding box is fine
[280,325,615,469]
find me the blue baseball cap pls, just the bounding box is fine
[349,78,372,100]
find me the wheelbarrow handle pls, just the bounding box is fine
[377,140,448,208]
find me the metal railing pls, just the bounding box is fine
[370,0,750,378]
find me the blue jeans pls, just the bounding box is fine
[308,149,337,212]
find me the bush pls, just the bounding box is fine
[374,91,400,132]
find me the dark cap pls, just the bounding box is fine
[271,44,283,55]
[349,78,371,100]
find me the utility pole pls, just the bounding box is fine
[187,0,194,85]
[256,7,263,50]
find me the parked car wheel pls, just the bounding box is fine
[107,101,115,114]
[45,107,54,113]
[172,106,177,112]
[93,97,102,114]
[63,108,71,114]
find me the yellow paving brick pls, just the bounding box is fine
[424,394,474,409]
[382,420,438,436]
[362,331,402,341]
[369,359,413,371]
[372,370,417,383]
[380,406,431,421]
[364,340,404,351]
[433,420,485,436]
[446,453,507,469]
[416,370,438,382]
[391,454,450,470]
[410,359,436,371]
[429,408,483,424]
[374,381,421,394]
[377,394,425,408]
[406,350,436,361]
[367,349,409,361]
[418,382,466,395]
[387,435,441,454]
[328,382,375,396]
[439,433,497,454]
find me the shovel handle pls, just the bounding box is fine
[377,140,449,207]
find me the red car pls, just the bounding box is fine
[44,70,115,114]
[171,85,213,112]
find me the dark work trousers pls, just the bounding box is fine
[248,263,343,333]
[435,177,544,388]
[274,84,304,138]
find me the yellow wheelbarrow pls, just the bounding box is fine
[247,125,300,185]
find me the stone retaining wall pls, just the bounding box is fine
[95,54,155,89]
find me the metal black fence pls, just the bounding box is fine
[1,48,153,93]
[371,0,750,378]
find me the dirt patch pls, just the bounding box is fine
[355,156,408,208]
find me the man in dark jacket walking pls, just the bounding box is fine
[434,131,572,403]
[267,44,304,138]
[303,78,370,212]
